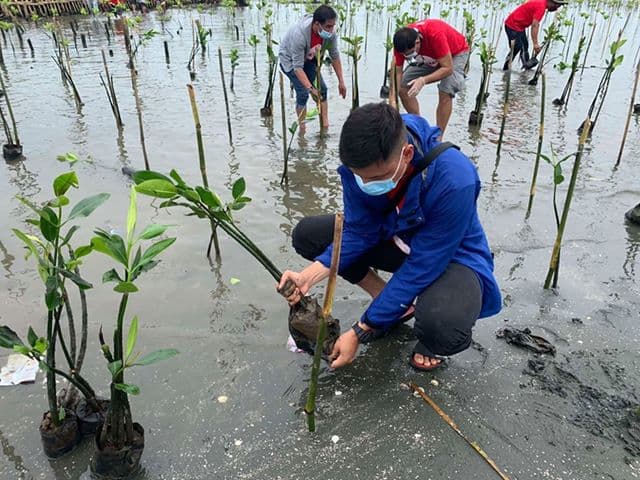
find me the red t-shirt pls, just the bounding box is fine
[306,30,323,61]
[505,0,547,32]
[393,19,468,68]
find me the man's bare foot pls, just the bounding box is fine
[411,353,442,370]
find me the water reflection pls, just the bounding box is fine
[0,240,15,279]
[0,428,30,479]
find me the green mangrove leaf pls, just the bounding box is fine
[195,186,223,211]
[553,164,565,185]
[132,348,179,366]
[126,316,138,360]
[39,361,50,372]
[114,281,139,294]
[135,179,177,199]
[138,224,169,240]
[179,187,200,203]
[114,383,140,395]
[69,193,110,220]
[0,325,25,349]
[169,169,186,187]
[16,195,44,218]
[232,178,246,200]
[74,245,93,259]
[62,225,80,246]
[91,235,128,267]
[58,407,66,422]
[230,277,241,285]
[58,269,93,290]
[13,345,31,355]
[102,268,123,283]
[45,276,61,311]
[53,171,79,197]
[12,229,42,263]
[39,207,60,243]
[140,238,176,265]
[132,170,172,184]
[27,327,37,347]
[108,360,122,377]
[127,187,137,246]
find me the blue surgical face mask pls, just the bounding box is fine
[354,149,407,196]
[319,28,334,40]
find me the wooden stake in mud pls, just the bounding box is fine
[80,33,87,49]
[526,73,546,219]
[543,118,590,289]
[305,213,344,433]
[104,22,111,44]
[164,40,170,64]
[129,57,150,171]
[27,38,34,57]
[187,83,221,259]
[615,54,640,167]
[217,47,233,145]
[408,383,511,480]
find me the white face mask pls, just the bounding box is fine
[354,148,408,196]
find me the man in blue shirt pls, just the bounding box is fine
[279,103,501,370]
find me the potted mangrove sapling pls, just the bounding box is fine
[1,171,110,457]
[89,186,178,478]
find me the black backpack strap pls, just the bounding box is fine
[385,139,459,212]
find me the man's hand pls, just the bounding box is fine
[309,86,320,103]
[330,328,360,369]
[407,76,426,97]
[338,81,347,99]
[533,43,541,55]
[277,270,312,305]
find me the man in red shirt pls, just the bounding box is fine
[503,0,567,70]
[390,19,469,137]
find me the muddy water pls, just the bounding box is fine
[0,2,639,479]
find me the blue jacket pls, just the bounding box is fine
[315,114,501,330]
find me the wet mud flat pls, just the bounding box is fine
[0,2,639,480]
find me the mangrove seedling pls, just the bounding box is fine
[100,49,124,130]
[342,35,363,110]
[229,48,239,92]
[90,186,178,478]
[195,19,210,52]
[544,122,589,289]
[0,70,21,159]
[462,10,476,75]
[528,22,563,86]
[496,41,515,160]
[616,55,640,167]
[4,171,109,457]
[579,34,626,136]
[248,34,260,76]
[260,9,277,117]
[553,36,586,107]
[133,172,340,358]
[469,41,496,127]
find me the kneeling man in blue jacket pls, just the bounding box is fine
[278,103,501,371]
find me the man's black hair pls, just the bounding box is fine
[339,103,406,169]
[393,27,419,53]
[313,5,337,25]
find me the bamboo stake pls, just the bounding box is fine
[279,72,288,185]
[409,383,511,480]
[526,73,545,219]
[187,84,221,259]
[543,118,590,289]
[0,71,18,145]
[616,55,640,167]
[217,47,233,145]
[305,213,344,433]
[129,59,150,171]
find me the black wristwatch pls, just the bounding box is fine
[351,322,378,344]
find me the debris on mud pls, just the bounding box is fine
[496,326,556,355]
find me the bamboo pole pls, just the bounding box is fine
[217,47,233,145]
[616,55,640,167]
[543,118,590,289]
[129,58,150,171]
[409,383,511,480]
[187,84,221,259]
[305,213,344,433]
[526,73,545,219]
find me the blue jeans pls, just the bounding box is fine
[281,61,328,109]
